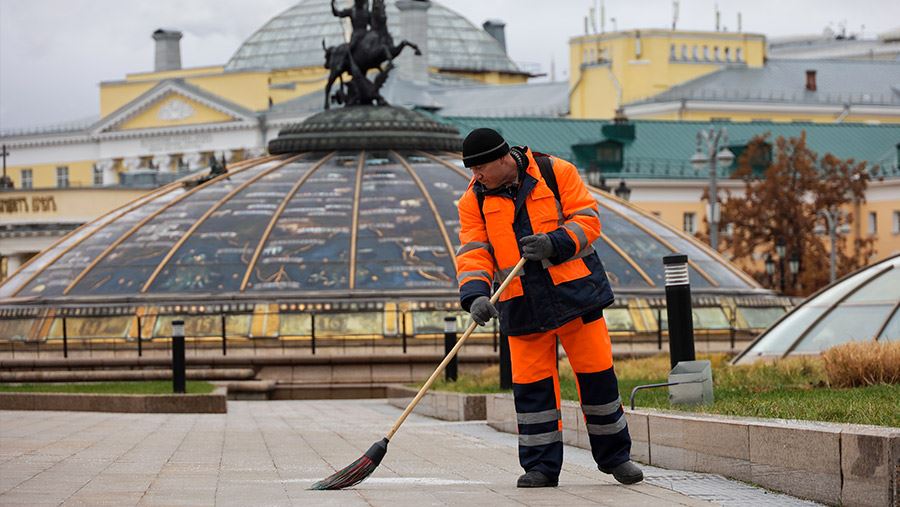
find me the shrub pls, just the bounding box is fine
[822,340,900,388]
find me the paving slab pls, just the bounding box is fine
[1,400,819,506]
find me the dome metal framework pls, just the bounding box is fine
[0,153,764,304]
[733,254,900,364]
[0,146,777,342]
[225,0,522,75]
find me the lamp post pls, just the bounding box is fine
[0,145,13,189]
[598,175,611,193]
[690,128,735,251]
[764,254,775,286]
[614,180,631,201]
[775,237,786,294]
[815,208,850,283]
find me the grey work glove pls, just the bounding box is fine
[469,296,499,326]
[519,233,555,261]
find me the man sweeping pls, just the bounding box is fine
[456,128,643,488]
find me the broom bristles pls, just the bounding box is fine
[309,438,389,490]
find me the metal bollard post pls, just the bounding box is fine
[656,307,663,350]
[171,319,186,394]
[444,316,458,382]
[220,314,227,356]
[401,311,408,354]
[499,331,512,390]
[664,254,695,369]
[136,315,143,357]
[310,313,316,355]
[62,316,68,359]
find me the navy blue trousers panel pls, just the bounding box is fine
[513,376,562,478]
[577,369,632,468]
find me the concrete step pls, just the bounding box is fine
[0,368,256,383]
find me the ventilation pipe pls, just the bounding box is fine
[153,29,182,72]
[395,0,431,84]
[805,70,817,91]
[483,20,507,54]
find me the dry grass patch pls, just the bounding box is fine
[822,340,900,388]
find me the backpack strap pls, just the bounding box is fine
[534,155,560,202]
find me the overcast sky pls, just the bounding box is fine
[1,0,898,130]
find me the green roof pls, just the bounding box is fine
[441,116,900,179]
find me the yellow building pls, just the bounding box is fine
[570,29,766,119]
[569,29,900,124]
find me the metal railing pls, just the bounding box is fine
[0,305,764,360]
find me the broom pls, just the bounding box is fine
[310,257,528,490]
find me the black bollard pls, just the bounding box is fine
[664,254,695,369]
[444,316,458,382]
[171,319,186,394]
[499,331,512,390]
[62,316,68,359]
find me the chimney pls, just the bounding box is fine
[395,0,431,84]
[483,20,507,54]
[153,29,183,72]
[805,69,817,91]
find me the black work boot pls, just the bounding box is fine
[516,470,558,488]
[600,460,643,485]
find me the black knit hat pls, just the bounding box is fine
[462,128,509,168]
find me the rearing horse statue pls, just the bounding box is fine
[323,0,422,109]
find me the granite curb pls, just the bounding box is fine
[386,385,486,421]
[0,386,227,413]
[484,393,898,507]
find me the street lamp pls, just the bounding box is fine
[0,145,13,189]
[614,180,631,201]
[689,127,735,251]
[816,208,850,283]
[789,253,800,277]
[775,237,787,293]
[764,254,775,277]
[598,175,611,193]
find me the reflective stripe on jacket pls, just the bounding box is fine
[456,148,615,336]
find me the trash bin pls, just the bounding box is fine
[668,360,714,406]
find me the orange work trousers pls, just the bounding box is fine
[508,314,631,478]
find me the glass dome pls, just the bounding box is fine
[0,151,763,308]
[225,0,521,74]
[733,254,900,364]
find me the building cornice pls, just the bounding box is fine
[625,99,900,118]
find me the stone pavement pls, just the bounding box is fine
[0,400,819,506]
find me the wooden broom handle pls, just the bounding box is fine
[386,257,527,440]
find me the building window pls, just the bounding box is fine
[703,46,709,60]
[595,140,624,170]
[683,212,696,234]
[736,47,743,62]
[893,211,900,235]
[724,47,731,62]
[868,212,878,236]
[681,44,688,60]
[714,46,720,61]
[670,44,676,60]
[692,45,698,61]
[20,168,33,189]
[56,166,69,188]
[93,165,104,186]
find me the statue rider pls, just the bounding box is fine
[331,0,370,54]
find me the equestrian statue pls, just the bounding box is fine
[323,0,422,109]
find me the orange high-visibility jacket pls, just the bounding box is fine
[456,147,614,336]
